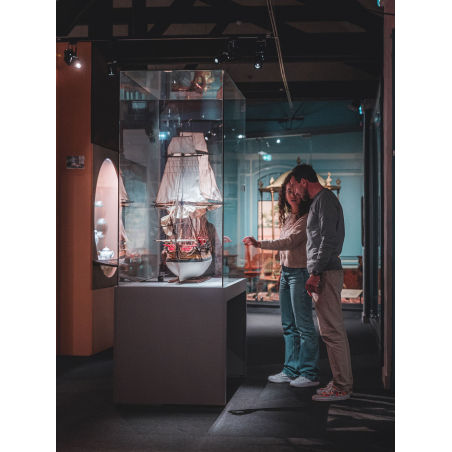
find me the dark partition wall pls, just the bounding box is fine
[91,42,120,152]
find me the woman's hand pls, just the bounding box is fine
[223,236,232,243]
[242,236,261,248]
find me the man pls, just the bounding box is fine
[290,163,353,402]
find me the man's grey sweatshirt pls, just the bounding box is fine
[307,188,345,274]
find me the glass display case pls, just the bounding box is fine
[92,144,119,289]
[118,70,245,286]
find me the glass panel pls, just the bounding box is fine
[119,71,244,287]
[223,73,246,287]
[119,74,160,282]
[94,158,119,278]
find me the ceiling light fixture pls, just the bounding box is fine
[214,39,240,64]
[107,60,118,76]
[214,53,228,64]
[254,39,266,69]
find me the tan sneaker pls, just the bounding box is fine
[312,386,351,402]
[317,381,353,395]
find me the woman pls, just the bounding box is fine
[243,174,319,387]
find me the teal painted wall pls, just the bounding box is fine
[223,101,364,268]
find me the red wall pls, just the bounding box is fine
[56,42,93,355]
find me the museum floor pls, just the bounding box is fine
[57,308,395,452]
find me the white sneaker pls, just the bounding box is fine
[290,376,320,388]
[268,371,294,383]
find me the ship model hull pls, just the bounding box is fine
[164,243,212,281]
[167,259,211,282]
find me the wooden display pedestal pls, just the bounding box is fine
[114,278,247,406]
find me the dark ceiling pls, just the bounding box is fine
[56,0,383,101]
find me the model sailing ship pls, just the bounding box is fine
[155,132,222,282]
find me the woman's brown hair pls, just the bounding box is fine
[278,173,312,228]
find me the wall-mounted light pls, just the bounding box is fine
[262,155,272,161]
[276,139,281,144]
[64,44,81,68]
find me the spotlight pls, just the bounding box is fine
[254,40,266,69]
[227,39,239,61]
[214,39,240,64]
[64,45,81,68]
[107,60,117,76]
[64,47,75,65]
[214,53,228,64]
[211,124,222,136]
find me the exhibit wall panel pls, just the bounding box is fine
[56,42,94,355]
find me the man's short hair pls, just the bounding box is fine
[291,163,318,183]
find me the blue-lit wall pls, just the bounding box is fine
[224,100,364,267]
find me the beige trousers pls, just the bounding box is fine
[314,270,353,392]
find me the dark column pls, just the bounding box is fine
[362,104,379,322]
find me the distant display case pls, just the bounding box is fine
[118,70,246,286]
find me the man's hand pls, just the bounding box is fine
[242,236,261,248]
[305,274,320,296]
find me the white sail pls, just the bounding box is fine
[155,136,207,208]
[181,132,222,202]
[155,134,222,207]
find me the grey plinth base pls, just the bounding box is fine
[114,278,247,406]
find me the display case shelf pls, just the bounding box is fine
[93,259,118,267]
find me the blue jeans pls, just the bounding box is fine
[279,266,320,381]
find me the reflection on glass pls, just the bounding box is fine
[94,158,118,278]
